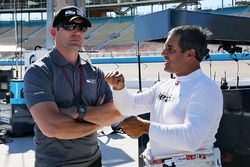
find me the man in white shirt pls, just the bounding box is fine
[105,25,223,167]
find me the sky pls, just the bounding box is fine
[200,0,235,9]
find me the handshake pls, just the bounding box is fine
[116,116,150,139]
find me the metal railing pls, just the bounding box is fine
[0,1,46,9]
[0,0,199,10]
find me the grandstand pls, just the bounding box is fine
[204,5,250,16]
[0,1,249,56]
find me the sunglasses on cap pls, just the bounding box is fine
[59,23,87,32]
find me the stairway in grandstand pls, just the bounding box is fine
[204,5,250,16]
[85,16,135,51]
[0,16,136,51]
[89,22,134,51]
[0,21,46,48]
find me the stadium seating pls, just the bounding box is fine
[0,6,249,54]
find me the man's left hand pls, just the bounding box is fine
[119,116,150,138]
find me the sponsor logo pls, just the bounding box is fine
[86,79,96,84]
[158,93,179,102]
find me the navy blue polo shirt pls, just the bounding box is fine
[24,48,112,167]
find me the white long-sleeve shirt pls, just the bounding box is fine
[112,69,223,159]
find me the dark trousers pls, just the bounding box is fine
[89,156,102,167]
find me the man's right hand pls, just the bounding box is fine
[105,71,125,90]
[59,106,78,119]
[119,116,150,139]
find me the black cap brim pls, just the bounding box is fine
[69,16,92,27]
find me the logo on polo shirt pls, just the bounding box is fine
[86,79,96,84]
[33,91,45,95]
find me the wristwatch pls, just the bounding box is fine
[77,105,86,122]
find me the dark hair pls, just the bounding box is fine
[169,25,212,61]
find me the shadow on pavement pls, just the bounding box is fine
[99,133,135,167]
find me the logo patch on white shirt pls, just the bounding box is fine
[158,93,179,102]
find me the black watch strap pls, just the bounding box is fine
[77,105,86,122]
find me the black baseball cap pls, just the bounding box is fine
[53,6,91,28]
